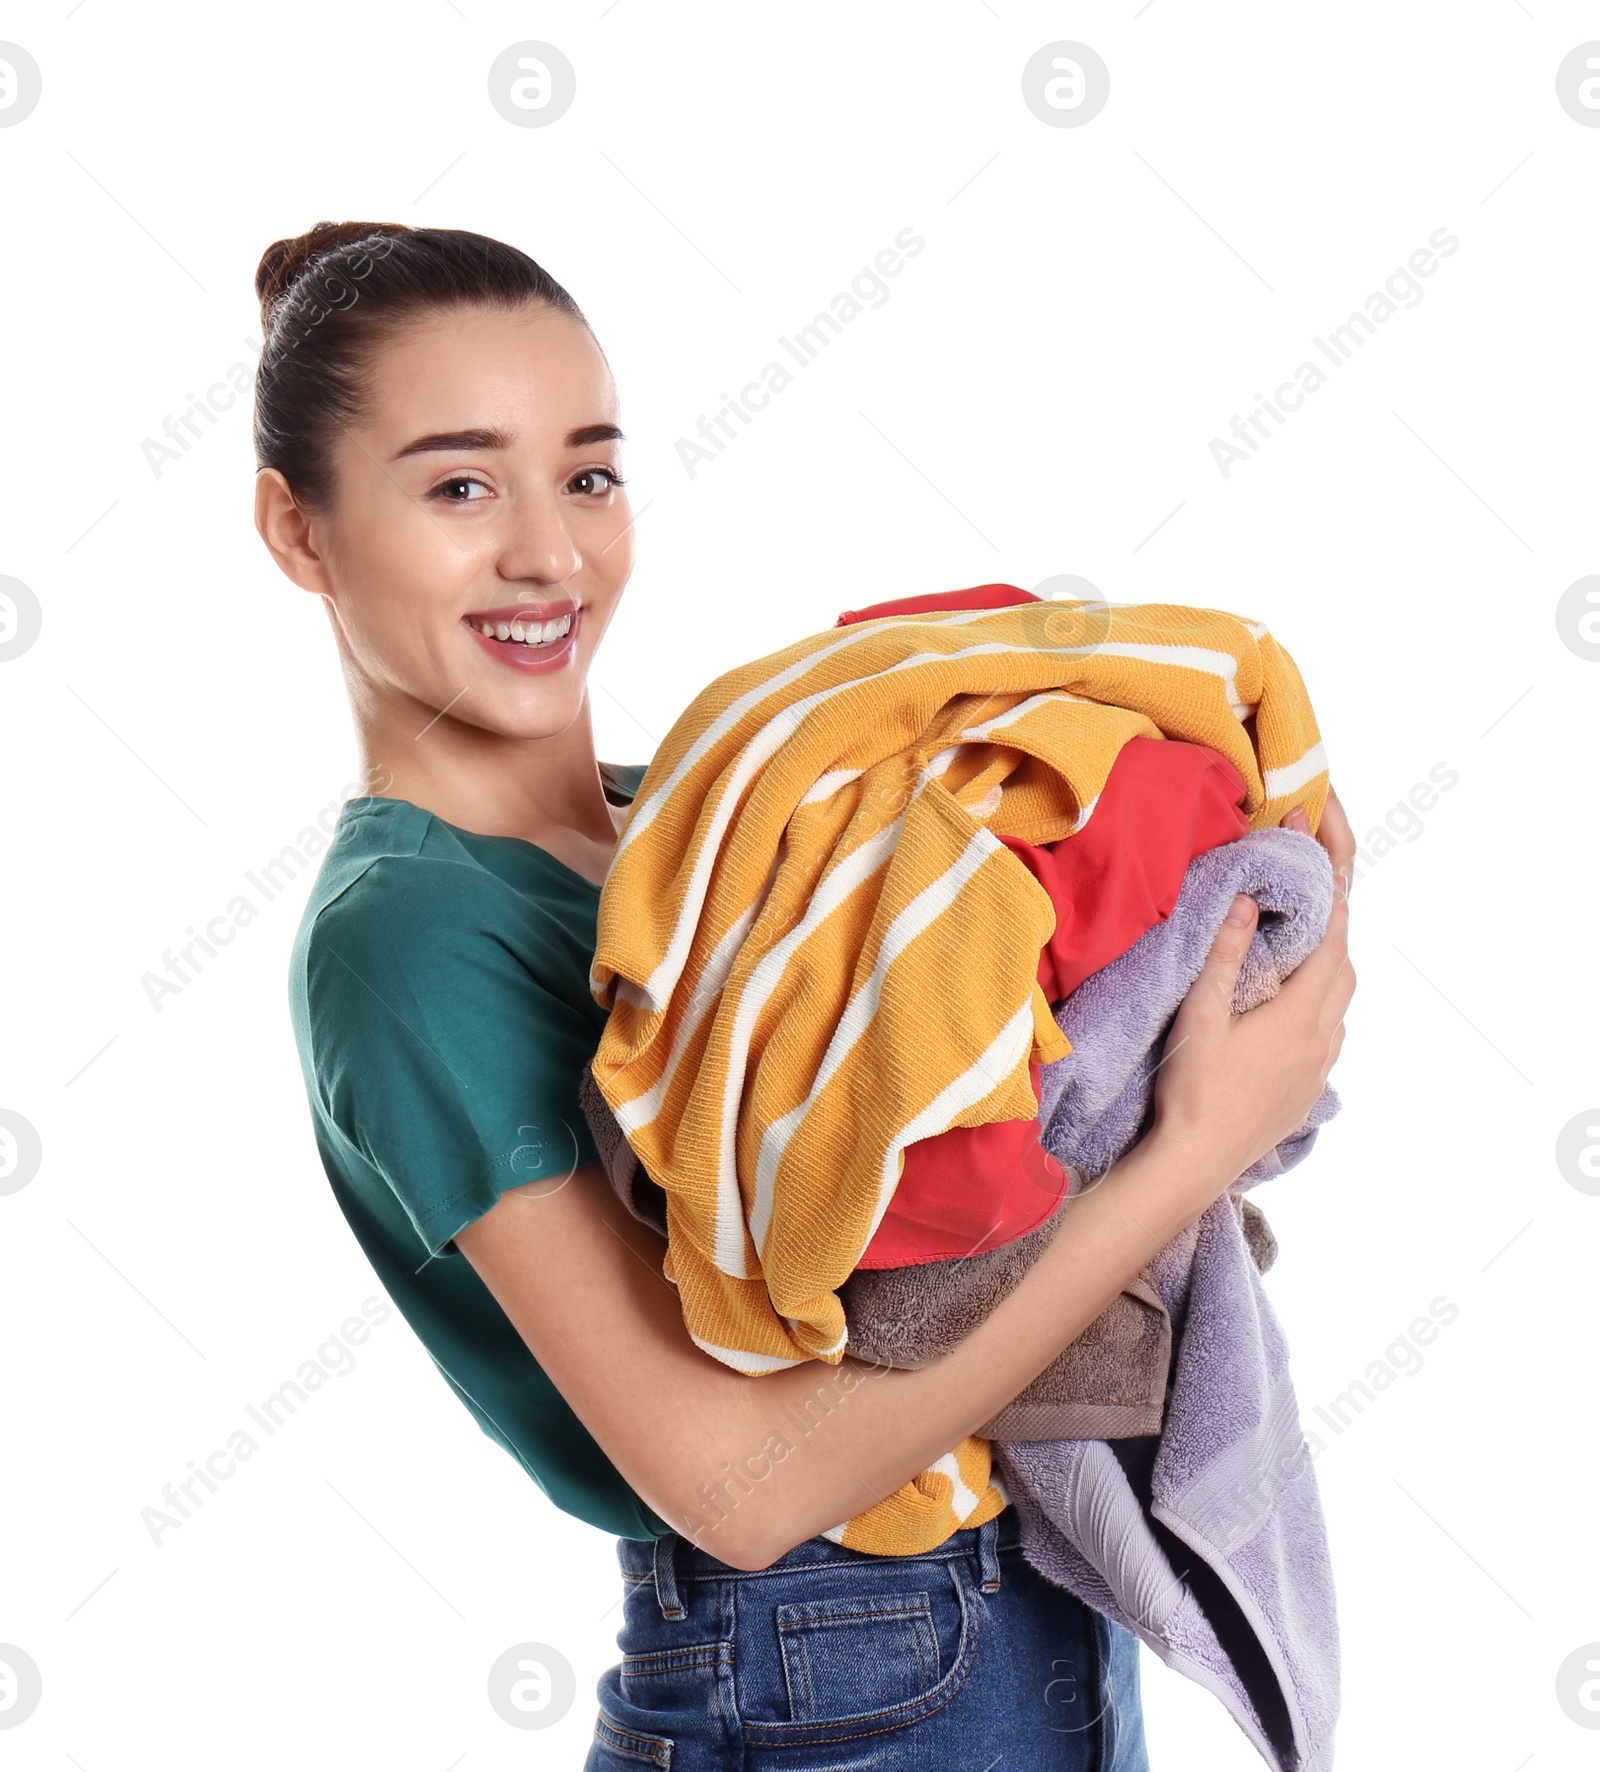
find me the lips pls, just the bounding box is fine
[463,599,582,674]
[467,597,578,625]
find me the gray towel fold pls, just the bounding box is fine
[840,1184,1178,1440]
[579,1064,1185,1437]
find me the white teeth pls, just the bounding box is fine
[478,610,575,646]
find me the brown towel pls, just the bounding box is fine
[578,1062,1276,1441]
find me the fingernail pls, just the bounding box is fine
[1225,894,1254,924]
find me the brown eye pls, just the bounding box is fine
[570,467,625,496]
[433,476,491,502]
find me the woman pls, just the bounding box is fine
[254,221,1356,1769]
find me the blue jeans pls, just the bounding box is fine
[585,1504,1151,1769]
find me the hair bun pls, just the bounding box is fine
[255,221,411,329]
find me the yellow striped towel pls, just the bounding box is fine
[588,596,1327,1555]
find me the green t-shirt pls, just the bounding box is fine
[287,762,670,1542]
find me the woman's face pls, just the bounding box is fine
[301,302,632,743]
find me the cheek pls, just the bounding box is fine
[583,516,634,617]
[333,530,474,684]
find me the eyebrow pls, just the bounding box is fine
[391,422,625,460]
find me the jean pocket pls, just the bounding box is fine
[591,1705,674,1768]
[731,1558,979,1750]
[777,1591,941,1723]
[619,1639,733,1717]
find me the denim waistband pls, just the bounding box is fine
[617,1503,1019,1616]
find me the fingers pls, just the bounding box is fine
[1317,784,1357,899]
[1280,785,1356,900]
[1270,867,1355,1018]
[1180,892,1260,1024]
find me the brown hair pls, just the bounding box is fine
[252,221,590,508]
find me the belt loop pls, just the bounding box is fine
[652,1532,686,1619]
[976,1514,1002,1593]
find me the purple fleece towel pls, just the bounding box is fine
[1038,824,1342,1183]
[1001,826,1343,1772]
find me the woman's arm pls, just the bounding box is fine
[458,803,1355,1571]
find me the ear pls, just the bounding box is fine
[254,467,334,598]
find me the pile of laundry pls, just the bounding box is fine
[581,584,1342,1772]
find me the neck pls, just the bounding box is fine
[352,680,621,855]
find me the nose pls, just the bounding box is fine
[496,489,583,591]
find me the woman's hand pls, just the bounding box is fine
[1146,781,1357,1195]
[1283,780,1355,899]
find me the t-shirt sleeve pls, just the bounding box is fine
[304,856,604,1260]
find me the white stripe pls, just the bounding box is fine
[612,894,767,1139]
[747,811,935,1254]
[800,766,863,805]
[1263,739,1328,800]
[818,1520,850,1543]
[930,1451,980,1520]
[957,688,1089,742]
[687,1332,810,1374]
[748,813,1004,1257]
[719,815,907,1275]
[864,998,1037,1250]
[1078,640,1244,717]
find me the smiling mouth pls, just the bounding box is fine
[467,610,575,649]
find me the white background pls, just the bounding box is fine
[0,3,1593,1766]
